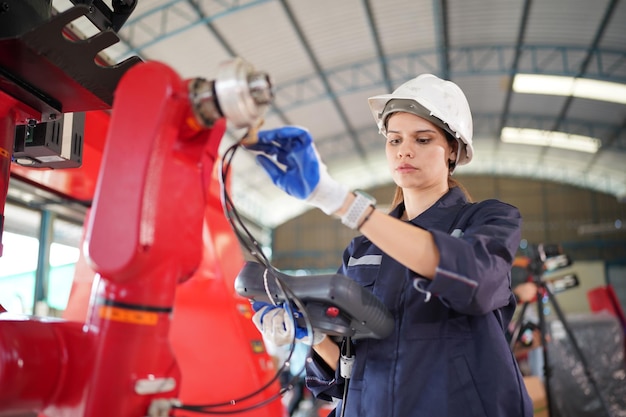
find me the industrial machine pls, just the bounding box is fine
[0,1,284,416]
[0,2,394,416]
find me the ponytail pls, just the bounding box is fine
[448,177,473,202]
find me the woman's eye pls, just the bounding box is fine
[416,138,431,144]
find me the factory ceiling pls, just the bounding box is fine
[52,0,626,229]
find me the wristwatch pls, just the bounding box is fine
[341,191,376,230]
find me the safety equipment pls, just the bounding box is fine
[252,303,295,346]
[368,74,474,168]
[251,302,326,346]
[246,126,349,214]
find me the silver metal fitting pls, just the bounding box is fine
[340,354,355,379]
[189,57,272,129]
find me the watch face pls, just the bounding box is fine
[356,191,376,205]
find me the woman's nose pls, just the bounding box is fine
[398,145,413,158]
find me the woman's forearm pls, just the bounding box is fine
[312,336,340,371]
[334,194,440,279]
[358,208,439,279]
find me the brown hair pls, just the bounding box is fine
[388,131,473,210]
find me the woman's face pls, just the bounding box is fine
[385,112,455,191]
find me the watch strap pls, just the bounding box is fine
[341,191,376,229]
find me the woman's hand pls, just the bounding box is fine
[246,126,349,214]
[251,301,326,346]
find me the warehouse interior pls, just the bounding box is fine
[0,1,625,417]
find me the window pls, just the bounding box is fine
[0,204,40,314]
[0,202,83,315]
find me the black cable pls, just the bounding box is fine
[219,144,270,266]
[339,337,351,417]
[174,280,311,413]
[171,136,316,415]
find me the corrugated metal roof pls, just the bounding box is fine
[52,0,626,228]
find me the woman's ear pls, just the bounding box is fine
[449,141,459,162]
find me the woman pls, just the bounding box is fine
[248,74,533,417]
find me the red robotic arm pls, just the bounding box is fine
[1,3,284,415]
[0,33,284,417]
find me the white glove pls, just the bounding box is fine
[247,126,349,215]
[307,163,350,215]
[252,305,295,346]
[252,304,327,346]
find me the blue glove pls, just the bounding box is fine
[251,301,326,346]
[247,127,349,214]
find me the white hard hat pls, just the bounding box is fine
[368,74,473,168]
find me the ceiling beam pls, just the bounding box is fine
[432,0,450,80]
[496,0,533,139]
[185,0,237,56]
[278,0,368,161]
[550,0,620,133]
[537,0,620,165]
[271,46,626,111]
[362,0,393,93]
[185,0,290,125]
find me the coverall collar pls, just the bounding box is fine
[392,187,469,233]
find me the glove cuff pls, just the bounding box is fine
[306,169,349,215]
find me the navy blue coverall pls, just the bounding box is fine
[305,187,533,417]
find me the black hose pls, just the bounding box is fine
[339,337,352,417]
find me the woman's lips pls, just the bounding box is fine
[396,164,417,173]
